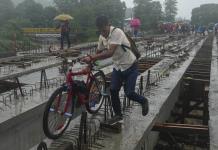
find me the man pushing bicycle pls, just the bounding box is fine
[82,15,149,125]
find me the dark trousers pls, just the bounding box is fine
[133,29,138,37]
[61,32,70,49]
[110,63,145,115]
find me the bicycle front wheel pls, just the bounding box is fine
[43,86,74,139]
[86,70,106,114]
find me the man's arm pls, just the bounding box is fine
[81,44,118,63]
[96,48,107,54]
[92,44,118,61]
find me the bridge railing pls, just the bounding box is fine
[22,28,61,34]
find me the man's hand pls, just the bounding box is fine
[96,50,103,54]
[81,55,92,63]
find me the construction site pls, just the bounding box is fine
[0,30,217,150]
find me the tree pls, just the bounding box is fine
[43,6,58,27]
[93,0,126,27]
[134,0,162,31]
[16,0,44,27]
[54,0,126,41]
[191,4,218,25]
[54,0,126,27]
[150,2,163,29]
[54,0,78,14]
[0,0,15,26]
[164,0,177,22]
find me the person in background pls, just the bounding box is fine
[57,20,71,50]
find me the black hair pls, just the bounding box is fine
[95,15,109,29]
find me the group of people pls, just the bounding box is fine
[159,22,212,36]
[194,25,207,36]
[159,22,192,34]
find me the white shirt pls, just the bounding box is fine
[97,35,108,50]
[97,26,136,71]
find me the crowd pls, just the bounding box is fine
[159,22,209,36]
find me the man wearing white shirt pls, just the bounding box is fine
[82,15,149,124]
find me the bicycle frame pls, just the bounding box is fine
[43,60,106,139]
[56,63,96,116]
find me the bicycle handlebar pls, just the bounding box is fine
[54,52,98,66]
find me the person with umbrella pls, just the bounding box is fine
[54,14,73,50]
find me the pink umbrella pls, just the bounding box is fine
[130,18,141,28]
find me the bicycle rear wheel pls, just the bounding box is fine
[86,71,106,114]
[43,86,74,139]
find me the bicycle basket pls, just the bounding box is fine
[72,80,89,104]
[72,80,88,95]
[71,62,88,81]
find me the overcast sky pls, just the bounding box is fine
[122,0,218,19]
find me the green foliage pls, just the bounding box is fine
[191,4,218,25]
[134,0,163,31]
[164,0,177,22]
[0,18,21,52]
[14,0,59,27]
[53,0,78,14]
[0,39,13,52]
[0,14,40,53]
[16,0,44,27]
[93,0,126,27]
[43,6,59,27]
[57,0,126,27]
[0,0,15,25]
[0,0,59,52]
[54,0,126,39]
[0,0,127,53]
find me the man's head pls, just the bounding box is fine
[96,15,110,38]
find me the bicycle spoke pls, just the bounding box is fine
[87,72,106,113]
[93,79,101,93]
[44,87,73,138]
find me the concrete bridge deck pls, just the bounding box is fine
[0,35,208,150]
[88,38,205,150]
[209,36,218,150]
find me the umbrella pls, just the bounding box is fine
[54,14,73,21]
[130,18,141,28]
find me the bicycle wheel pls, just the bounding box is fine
[86,70,106,114]
[43,86,74,139]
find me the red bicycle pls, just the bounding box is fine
[43,58,106,139]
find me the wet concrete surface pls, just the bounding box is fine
[29,36,205,150]
[0,80,26,93]
[209,36,218,150]
[0,56,62,80]
[0,60,112,120]
[0,35,206,150]
[89,38,205,150]
[0,86,59,123]
[0,55,115,150]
